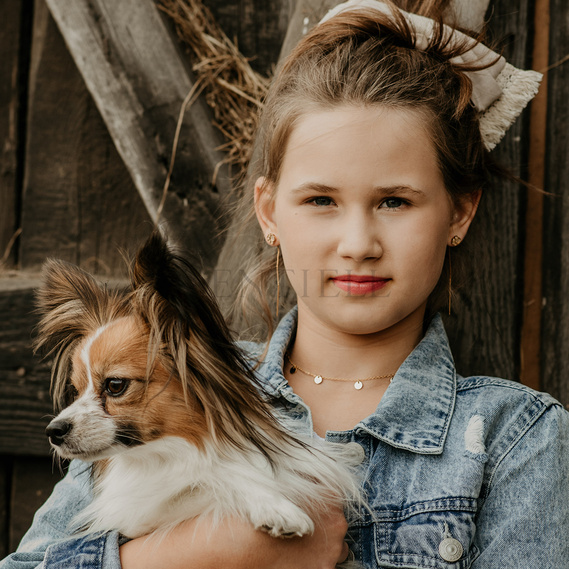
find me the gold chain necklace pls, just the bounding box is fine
[285,353,394,391]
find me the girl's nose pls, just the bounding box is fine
[336,212,383,262]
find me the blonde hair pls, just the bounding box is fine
[229,1,500,339]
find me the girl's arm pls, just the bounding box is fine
[473,403,569,567]
[120,508,350,569]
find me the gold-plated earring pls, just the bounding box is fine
[275,247,281,320]
[448,236,461,314]
[448,248,453,316]
[264,233,281,319]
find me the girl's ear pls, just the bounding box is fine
[448,190,481,244]
[254,176,278,241]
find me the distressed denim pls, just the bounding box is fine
[2,309,569,568]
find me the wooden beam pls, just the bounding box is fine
[541,0,569,407]
[19,2,152,272]
[0,276,53,456]
[0,0,30,267]
[0,459,8,558]
[204,0,294,76]
[44,0,233,272]
[277,0,329,56]
[520,0,549,390]
[443,0,532,380]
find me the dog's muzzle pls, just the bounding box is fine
[46,418,72,446]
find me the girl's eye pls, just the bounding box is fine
[308,196,335,207]
[104,377,130,397]
[381,197,407,209]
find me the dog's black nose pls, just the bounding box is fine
[46,419,72,446]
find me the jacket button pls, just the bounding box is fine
[345,442,366,464]
[439,536,463,562]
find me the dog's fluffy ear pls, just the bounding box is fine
[131,231,222,330]
[131,231,181,306]
[35,259,127,410]
[35,259,107,351]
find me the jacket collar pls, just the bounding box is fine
[260,307,456,455]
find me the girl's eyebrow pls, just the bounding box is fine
[291,182,425,196]
[378,185,426,196]
[291,182,337,194]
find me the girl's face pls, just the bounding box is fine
[256,105,478,337]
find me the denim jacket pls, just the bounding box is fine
[3,310,569,568]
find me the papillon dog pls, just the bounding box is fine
[36,232,362,541]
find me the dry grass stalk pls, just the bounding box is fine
[157,0,270,186]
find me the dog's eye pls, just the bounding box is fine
[104,377,130,397]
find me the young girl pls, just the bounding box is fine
[3,1,568,568]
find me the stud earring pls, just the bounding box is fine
[266,233,276,246]
[450,235,462,247]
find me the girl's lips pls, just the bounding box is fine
[331,275,390,295]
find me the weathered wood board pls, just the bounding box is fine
[8,457,64,553]
[204,0,294,75]
[0,0,31,267]
[0,457,64,555]
[0,460,8,558]
[44,0,235,274]
[19,1,152,274]
[443,0,533,382]
[541,0,569,406]
[0,276,53,457]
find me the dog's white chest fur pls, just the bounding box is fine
[75,436,358,539]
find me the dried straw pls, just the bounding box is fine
[157,0,270,187]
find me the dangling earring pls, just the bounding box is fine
[265,233,281,319]
[448,235,462,315]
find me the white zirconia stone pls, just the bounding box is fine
[314,376,323,385]
[354,381,363,390]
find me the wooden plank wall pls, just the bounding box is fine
[0,0,566,557]
[443,0,533,382]
[204,0,294,75]
[20,1,152,272]
[0,0,31,267]
[542,0,569,405]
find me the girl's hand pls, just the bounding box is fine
[119,507,349,569]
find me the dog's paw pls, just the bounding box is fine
[252,500,314,538]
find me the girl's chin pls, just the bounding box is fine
[297,295,428,336]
